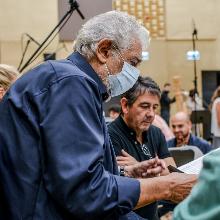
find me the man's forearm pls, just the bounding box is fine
[135,176,171,209]
[135,173,197,209]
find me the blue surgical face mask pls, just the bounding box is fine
[105,54,140,97]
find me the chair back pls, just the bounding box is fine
[169,145,203,167]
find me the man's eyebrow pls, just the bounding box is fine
[139,101,150,105]
[139,102,159,106]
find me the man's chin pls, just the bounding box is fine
[141,124,151,131]
[176,137,184,143]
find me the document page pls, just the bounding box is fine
[178,148,220,174]
[178,156,203,174]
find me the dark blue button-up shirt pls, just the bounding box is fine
[0,52,141,220]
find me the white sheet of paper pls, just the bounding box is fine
[178,148,220,174]
[178,156,203,174]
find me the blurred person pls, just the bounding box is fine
[186,89,204,115]
[186,89,205,137]
[108,104,121,120]
[108,76,177,220]
[173,148,220,219]
[160,83,175,125]
[167,112,212,154]
[0,64,19,100]
[152,114,174,141]
[210,86,220,149]
[0,11,196,220]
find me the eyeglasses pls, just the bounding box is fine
[141,144,153,159]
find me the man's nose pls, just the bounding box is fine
[173,127,179,133]
[146,107,154,117]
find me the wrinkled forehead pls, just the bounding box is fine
[135,91,160,104]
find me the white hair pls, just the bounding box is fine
[74,11,150,60]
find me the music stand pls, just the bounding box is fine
[191,110,211,140]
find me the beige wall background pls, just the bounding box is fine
[0,0,220,112]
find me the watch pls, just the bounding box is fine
[119,166,126,176]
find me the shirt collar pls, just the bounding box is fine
[67,52,109,101]
[174,133,192,146]
[188,134,193,145]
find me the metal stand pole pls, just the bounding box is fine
[19,1,84,73]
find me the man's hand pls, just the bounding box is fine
[116,150,138,166]
[125,157,166,178]
[166,173,197,203]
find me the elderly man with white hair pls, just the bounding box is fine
[0,11,196,220]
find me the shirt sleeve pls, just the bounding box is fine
[108,126,124,156]
[161,93,175,105]
[37,75,140,219]
[173,150,220,220]
[156,128,171,159]
[199,139,212,154]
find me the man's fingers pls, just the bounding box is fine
[121,149,131,157]
[148,166,162,173]
[116,156,137,166]
[141,167,162,178]
[140,158,157,167]
[157,159,166,169]
[116,156,128,161]
[117,161,126,166]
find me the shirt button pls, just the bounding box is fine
[130,132,133,135]
[134,141,137,144]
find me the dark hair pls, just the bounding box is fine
[121,76,161,107]
[108,104,121,113]
[189,89,197,98]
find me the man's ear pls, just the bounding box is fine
[96,39,113,64]
[120,97,129,114]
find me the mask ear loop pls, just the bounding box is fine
[104,63,112,96]
[112,44,125,62]
[104,63,111,76]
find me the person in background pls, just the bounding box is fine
[210,86,220,149]
[167,111,212,154]
[0,11,196,220]
[108,76,176,220]
[173,148,220,219]
[152,114,174,141]
[0,64,19,101]
[108,104,121,120]
[160,83,175,125]
[186,89,204,115]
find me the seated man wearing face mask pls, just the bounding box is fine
[108,76,177,220]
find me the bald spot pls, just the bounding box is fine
[171,112,190,124]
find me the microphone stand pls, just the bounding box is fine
[18,39,31,71]
[19,0,84,73]
[192,27,198,136]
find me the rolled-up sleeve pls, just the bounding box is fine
[36,74,140,219]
